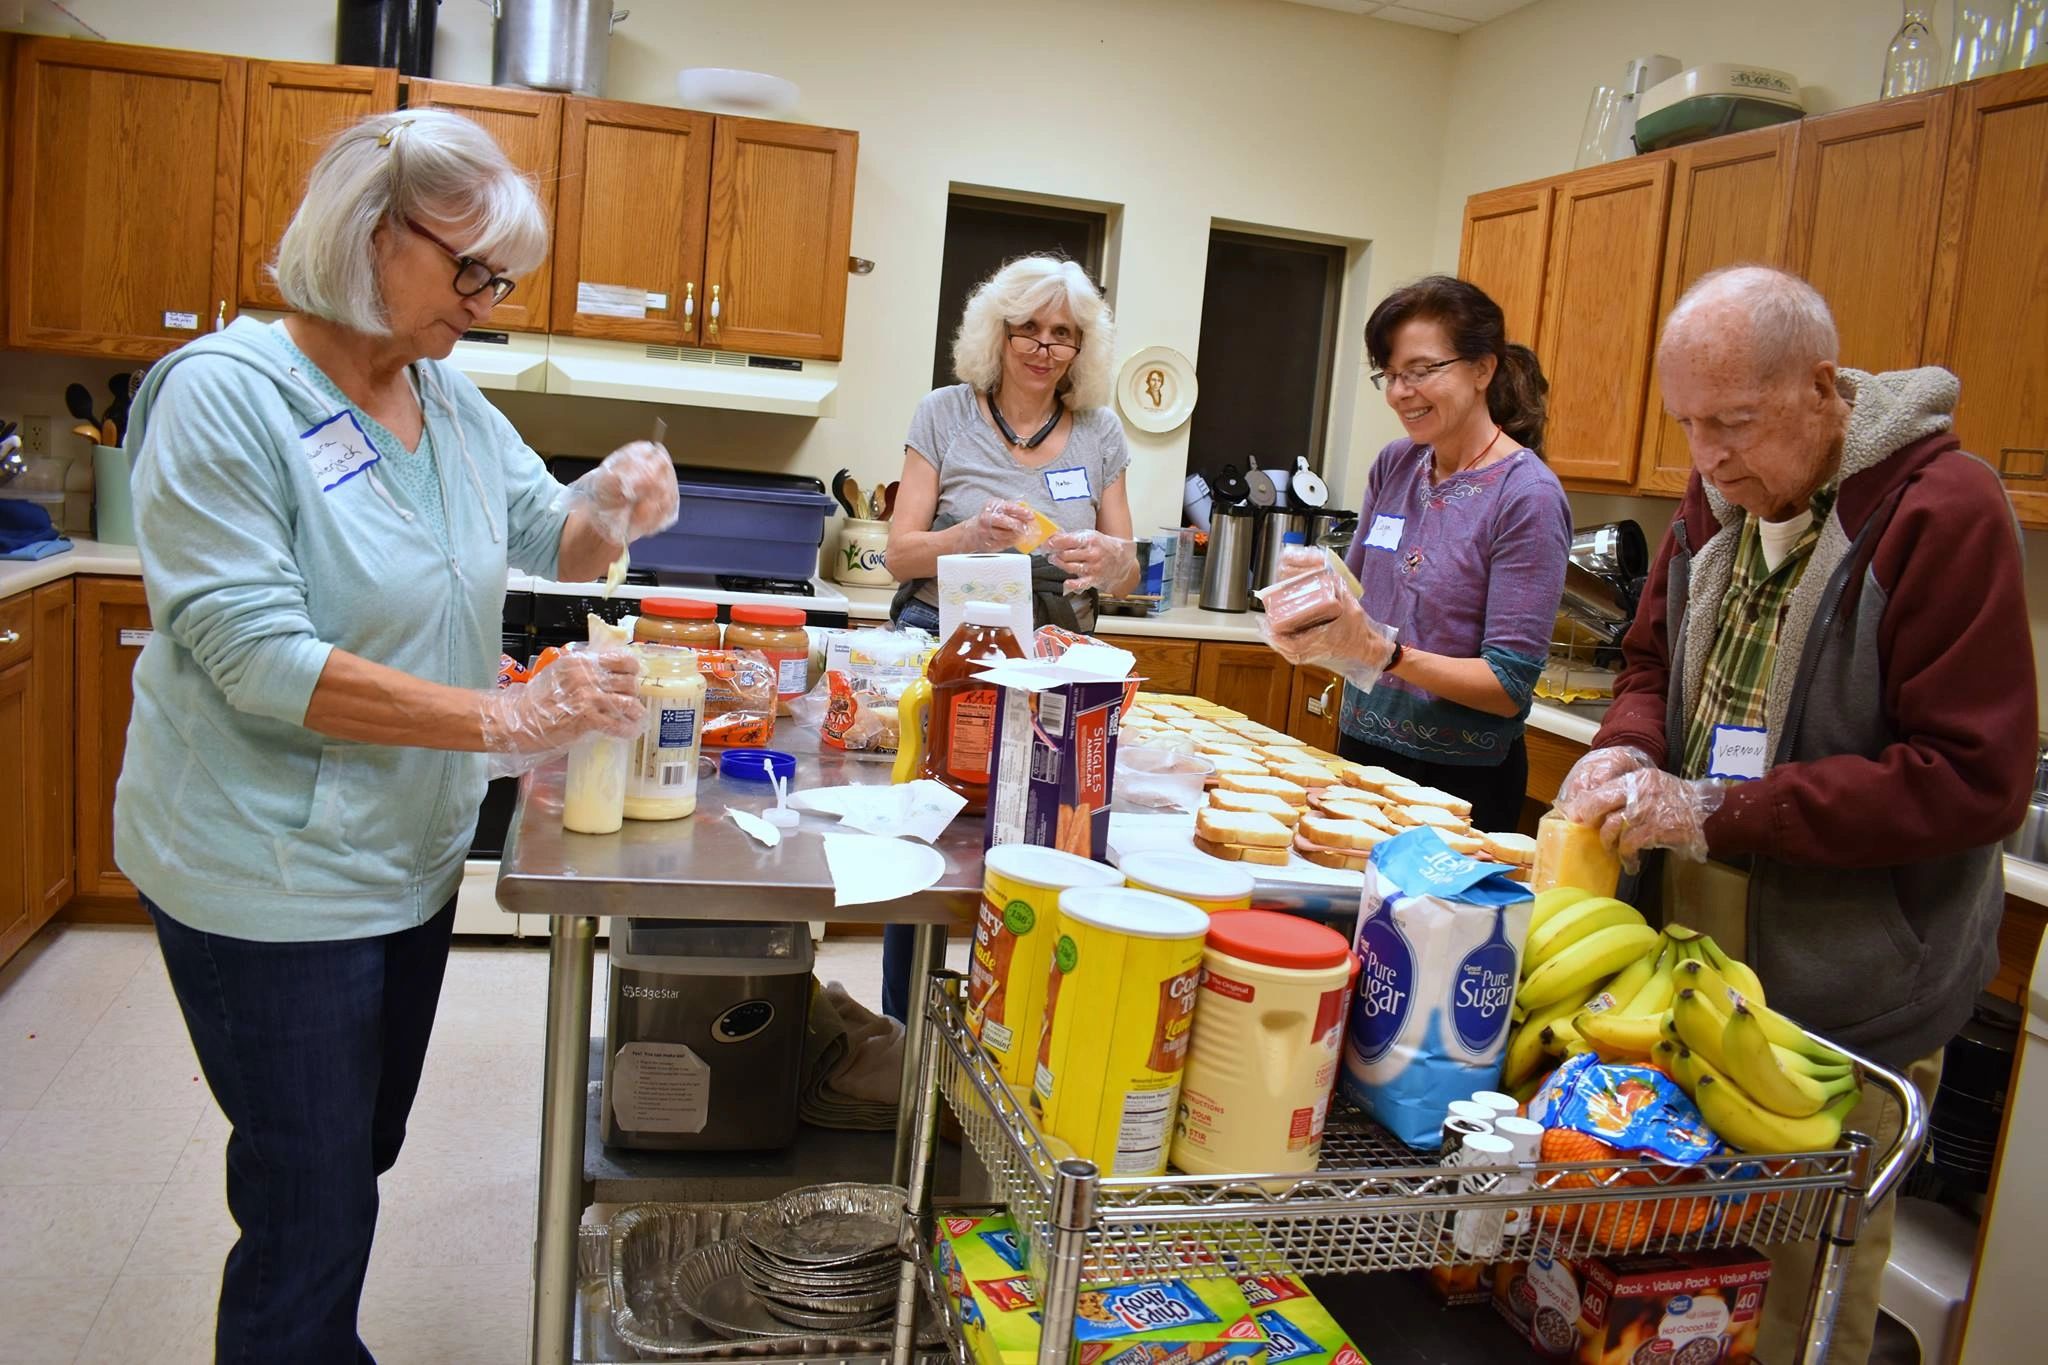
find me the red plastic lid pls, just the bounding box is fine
[730,604,807,627]
[640,596,717,620]
[1205,911,1350,971]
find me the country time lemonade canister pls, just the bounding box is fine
[968,845,1123,1087]
[1031,887,1209,1177]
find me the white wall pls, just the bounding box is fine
[2,0,1462,537]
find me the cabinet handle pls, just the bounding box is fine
[214,300,227,332]
[708,283,721,340]
[1308,679,1337,717]
[0,629,17,646]
[683,281,695,326]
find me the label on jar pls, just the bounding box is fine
[776,655,808,696]
[945,690,997,781]
[629,696,701,801]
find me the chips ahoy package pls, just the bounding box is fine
[1339,828,1533,1148]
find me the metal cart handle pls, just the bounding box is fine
[1818,1033,1928,1207]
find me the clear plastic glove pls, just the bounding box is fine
[560,440,680,547]
[1595,768,1728,871]
[479,645,645,756]
[1553,745,1660,827]
[1048,528,1136,595]
[958,498,1035,553]
[1262,586,1397,686]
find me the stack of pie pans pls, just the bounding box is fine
[734,1183,907,1332]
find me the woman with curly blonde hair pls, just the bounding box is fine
[884,255,1137,642]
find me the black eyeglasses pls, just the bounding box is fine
[1369,357,1463,391]
[404,218,517,305]
[1007,331,1080,362]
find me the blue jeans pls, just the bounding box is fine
[146,895,456,1365]
[892,596,941,635]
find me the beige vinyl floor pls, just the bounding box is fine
[0,921,957,1364]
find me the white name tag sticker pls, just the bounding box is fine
[1708,724,1769,781]
[299,410,381,493]
[1044,466,1091,502]
[1364,513,1406,551]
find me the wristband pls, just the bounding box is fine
[1385,640,1405,673]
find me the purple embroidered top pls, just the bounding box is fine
[1339,439,1570,765]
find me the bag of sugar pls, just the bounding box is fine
[1340,827,1533,1148]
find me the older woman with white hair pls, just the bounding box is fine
[885,254,1139,638]
[112,109,677,1361]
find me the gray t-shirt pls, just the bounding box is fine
[904,384,1131,604]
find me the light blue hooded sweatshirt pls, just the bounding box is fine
[114,318,568,941]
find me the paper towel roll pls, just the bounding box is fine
[937,553,1034,653]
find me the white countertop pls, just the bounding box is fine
[840,582,1272,643]
[0,538,142,599]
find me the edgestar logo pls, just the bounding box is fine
[621,984,681,1000]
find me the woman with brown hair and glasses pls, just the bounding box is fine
[1266,275,1570,833]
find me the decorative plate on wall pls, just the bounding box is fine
[1116,346,1198,433]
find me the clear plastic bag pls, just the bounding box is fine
[1254,547,1398,693]
[694,648,777,749]
[800,627,938,758]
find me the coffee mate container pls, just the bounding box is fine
[1031,887,1209,1177]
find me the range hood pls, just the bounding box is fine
[539,336,839,417]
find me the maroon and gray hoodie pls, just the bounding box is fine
[1595,367,2035,1068]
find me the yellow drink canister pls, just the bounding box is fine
[1031,887,1209,1177]
[1120,851,1254,913]
[969,845,1123,1086]
[1532,809,1621,897]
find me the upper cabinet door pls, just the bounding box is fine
[1924,68,2048,529]
[1786,91,1952,375]
[406,80,563,333]
[1535,157,1672,488]
[240,61,398,312]
[702,117,858,360]
[1459,183,1553,349]
[1637,125,1798,496]
[8,39,246,359]
[552,98,713,344]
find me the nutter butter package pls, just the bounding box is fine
[1232,1272,1369,1365]
[932,1213,1270,1365]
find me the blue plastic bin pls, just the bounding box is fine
[550,460,837,581]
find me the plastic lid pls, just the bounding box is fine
[731,603,806,627]
[1204,910,1350,970]
[1055,887,1208,940]
[984,843,1124,892]
[719,749,797,783]
[1120,852,1253,903]
[963,600,1012,627]
[641,596,717,620]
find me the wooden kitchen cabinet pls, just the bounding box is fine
[239,60,398,312]
[1458,183,1552,349]
[1637,124,1798,495]
[1536,157,1671,488]
[1096,632,1198,695]
[702,117,858,360]
[1786,91,1953,377]
[405,79,562,333]
[1285,665,1342,751]
[75,577,150,905]
[7,38,245,359]
[0,650,28,964]
[1194,641,1293,731]
[1923,67,2048,528]
[552,99,714,345]
[29,581,74,920]
[0,34,15,347]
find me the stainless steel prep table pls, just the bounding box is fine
[497,731,984,1365]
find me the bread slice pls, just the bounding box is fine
[1339,764,1408,794]
[1215,773,1311,806]
[1292,835,1371,871]
[1195,806,1293,848]
[1208,789,1304,825]
[1299,814,1394,851]
[1195,833,1291,866]
[1439,830,1486,856]
[1397,804,1469,832]
[1384,783,1474,817]
[1197,739,1265,760]
[1269,761,1340,790]
[1300,747,1343,767]
[1205,753,1268,777]
[1315,784,1390,811]
[1480,831,1539,866]
[1316,798,1397,832]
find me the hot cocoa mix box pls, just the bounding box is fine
[1491,1249,1585,1359]
[1574,1246,1770,1365]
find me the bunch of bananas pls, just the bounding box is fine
[1502,888,1864,1154]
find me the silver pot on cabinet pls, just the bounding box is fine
[492,0,629,97]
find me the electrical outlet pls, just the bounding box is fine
[20,415,49,456]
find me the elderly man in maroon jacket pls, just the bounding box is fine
[1557,265,2034,1363]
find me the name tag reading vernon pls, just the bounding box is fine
[1044,466,1091,502]
[300,410,381,492]
[1707,724,1769,781]
[1364,513,1406,551]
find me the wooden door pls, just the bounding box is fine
[1638,125,1799,495]
[1536,158,1671,487]
[1094,633,1198,695]
[0,657,29,964]
[702,117,858,359]
[1459,183,1553,348]
[0,35,15,347]
[406,80,563,333]
[552,98,713,344]
[1194,642,1293,731]
[7,38,245,359]
[29,581,74,923]
[1286,665,1342,751]
[240,61,398,311]
[1923,68,2048,528]
[1786,91,1953,375]
[75,577,150,902]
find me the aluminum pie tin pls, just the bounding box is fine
[759,1296,892,1333]
[754,1280,901,1314]
[740,1183,906,1267]
[672,1241,811,1340]
[737,1241,897,1289]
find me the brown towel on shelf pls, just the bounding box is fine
[799,979,904,1130]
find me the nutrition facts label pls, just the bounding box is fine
[1115,1087,1176,1174]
